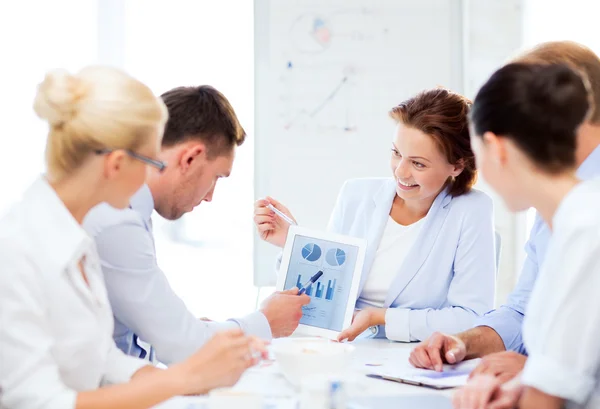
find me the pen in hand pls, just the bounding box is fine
[267,203,297,226]
[297,271,324,295]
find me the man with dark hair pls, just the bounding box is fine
[84,85,310,365]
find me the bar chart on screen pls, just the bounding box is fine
[315,281,324,298]
[296,272,338,301]
[283,235,360,331]
[325,278,337,301]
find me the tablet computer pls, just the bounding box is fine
[276,226,367,339]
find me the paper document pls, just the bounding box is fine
[369,357,481,389]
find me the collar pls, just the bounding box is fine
[22,177,92,272]
[577,144,600,180]
[129,184,155,223]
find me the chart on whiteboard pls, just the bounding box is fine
[269,2,424,135]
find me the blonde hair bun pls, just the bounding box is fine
[33,69,88,128]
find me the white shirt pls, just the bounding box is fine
[521,178,600,409]
[360,216,425,307]
[0,178,147,409]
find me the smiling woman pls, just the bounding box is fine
[255,87,497,343]
[389,89,476,199]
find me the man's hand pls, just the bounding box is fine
[409,332,467,372]
[260,288,311,338]
[469,351,526,383]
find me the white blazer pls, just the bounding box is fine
[0,178,147,409]
[328,178,496,341]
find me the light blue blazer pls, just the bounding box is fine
[328,178,496,342]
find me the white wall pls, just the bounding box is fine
[0,0,98,215]
[524,0,600,51]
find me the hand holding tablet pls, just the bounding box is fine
[276,226,367,339]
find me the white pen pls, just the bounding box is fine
[267,203,297,226]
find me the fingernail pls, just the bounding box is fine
[447,351,456,362]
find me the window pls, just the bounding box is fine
[1,1,258,321]
[0,1,97,214]
[121,0,256,320]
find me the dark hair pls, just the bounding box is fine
[513,41,600,124]
[390,88,476,197]
[160,85,246,158]
[471,63,591,173]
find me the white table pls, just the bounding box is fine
[154,339,453,408]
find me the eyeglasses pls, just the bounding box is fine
[95,148,167,172]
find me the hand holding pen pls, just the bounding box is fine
[297,271,324,295]
[266,203,297,226]
[254,197,298,248]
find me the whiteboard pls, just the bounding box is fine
[254,0,464,286]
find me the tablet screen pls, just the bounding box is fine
[283,234,360,331]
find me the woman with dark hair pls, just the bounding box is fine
[254,88,497,343]
[454,63,600,409]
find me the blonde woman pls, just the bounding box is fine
[0,67,266,409]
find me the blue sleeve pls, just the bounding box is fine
[386,193,496,342]
[475,214,548,354]
[93,218,272,365]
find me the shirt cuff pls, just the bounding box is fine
[474,307,526,354]
[521,353,596,404]
[384,308,411,342]
[228,311,273,341]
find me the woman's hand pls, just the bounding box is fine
[468,351,526,383]
[169,329,268,396]
[337,308,386,342]
[253,197,296,248]
[452,374,523,409]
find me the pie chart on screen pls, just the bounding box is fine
[301,243,322,262]
[326,248,346,266]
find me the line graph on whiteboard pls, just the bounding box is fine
[282,71,357,132]
[271,6,388,134]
